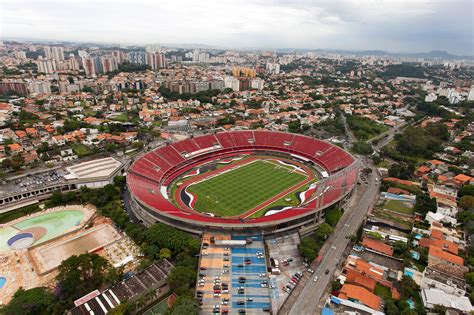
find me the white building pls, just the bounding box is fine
[250,78,264,90]
[44,46,65,61]
[266,63,280,74]
[421,288,472,312]
[28,81,52,95]
[420,267,466,297]
[224,76,240,91]
[36,58,57,74]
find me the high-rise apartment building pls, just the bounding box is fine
[35,58,57,74]
[146,52,167,70]
[44,46,65,61]
[82,57,97,77]
[27,81,52,95]
[112,50,125,64]
[101,56,118,73]
[128,51,147,65]
[145,44,161,53]
[232,67,256,78]
[266,63,280,74]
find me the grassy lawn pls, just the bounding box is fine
[71,143,92,157]
[346,115,388,140]
[111,112,129,122]
[384,200,414,214]
[249,179,318,218]
[187,160,307,217]
[372,209,413,229]
[374,283,392,299]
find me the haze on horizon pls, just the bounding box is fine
[0,0,473,55]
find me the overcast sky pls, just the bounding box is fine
[1,0,473,55]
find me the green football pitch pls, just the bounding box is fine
[187,160,307,217]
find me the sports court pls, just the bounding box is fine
[30,224,121,274]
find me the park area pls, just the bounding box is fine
[186,159,308,217]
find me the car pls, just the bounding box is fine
[223,252,229,256]
[313,276,318,282]
[247,298,253,302]
[213,309,220,314]
[214,304,220,309]
[200,267,207,270]
[238,263,244,267]
[224,264,229,268]
[214,293,220,297]
[237,301,245,305]
[325,269,330,275]
[238,309,246,314]
[238,289,244,294]
[197,290,204,294]
[199,272,206,277]
[202,252,208,256]
[221,310,229,314]
[287,258,293,262]
[198,283,204,287]
[259,273,266,278]
[223,257,230,261]
[307,268,314,274]
[239,276,246,281]
[223,269,229,274]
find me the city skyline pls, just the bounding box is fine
[1,0,473,56]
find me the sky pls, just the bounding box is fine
[0,0,473,55]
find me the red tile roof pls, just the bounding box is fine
[339,284,381,310]
[362,237,394,256]
[429,245,464,266]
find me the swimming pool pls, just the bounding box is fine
[0,277,6,289]
[0,210,85,251]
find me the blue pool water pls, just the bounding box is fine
[0,277,6,289]
[411,251,420,260]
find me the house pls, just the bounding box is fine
[8,143,23,155]
[428,245,468,279]
[362,237,394,256]
[339,284,382,310]
[454,173,473,185]
[421,288,472,312]
[420,267,466,297]
[52,135,66,146]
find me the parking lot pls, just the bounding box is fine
[265,232,307,314]
[197,234,271,315]
[0,168,67,195]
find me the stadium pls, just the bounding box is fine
[127,130,360,235]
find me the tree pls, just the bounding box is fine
[314,223,334,241]
[459,196,474,210]
[113,175,126,189]
[169,296,199,315]
[56,253,120,304]
[167,266,196,296]
[288,120,301,133]
[143,223,200,256]
[458,185,474,197]
[159,248,172,260]
[325,208,342,226]
[0,287,55,315]
[465,272,474,287]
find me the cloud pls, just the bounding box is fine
[0,0,472,55]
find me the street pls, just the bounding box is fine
[283,166,379,315]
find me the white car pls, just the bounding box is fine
[313,276,318,282]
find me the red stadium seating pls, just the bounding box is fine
[127,131,358,227]
[192,134,219,149]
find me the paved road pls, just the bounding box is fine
[284,165,379,315]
